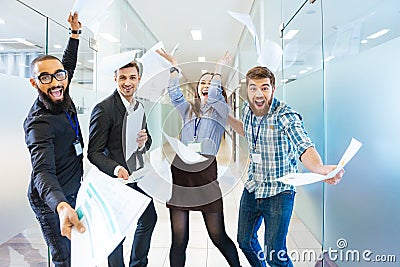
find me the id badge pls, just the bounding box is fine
[188,142,202,153]
[252,153,262,164]
[73,141,83,156]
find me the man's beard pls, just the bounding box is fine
[247,95,270,117]
[37,86,72,114]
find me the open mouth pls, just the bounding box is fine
[202,89,208,96]
[48,87,64,99]
[254,98,265,108]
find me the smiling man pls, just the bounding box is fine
[228,66,344,267]
[88,61,157,267]
[23,12,85,267]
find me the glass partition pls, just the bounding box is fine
[0,0,159,265]
[0,2,50,266]
[236,0,400,266]
[323,0,400,266]
[280,0,325,251]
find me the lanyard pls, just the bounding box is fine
[194,117,201,140]
[251,113,263,151]
[65,111,80,141]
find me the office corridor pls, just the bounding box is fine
[1,138,322,267]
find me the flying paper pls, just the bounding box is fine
[136,41,171,102]
[257,39,283,72]
[228,11,260,55]
[162,130,208,165]
[71,0,114,34]
[99,50,140,74]
[228,11,283,71]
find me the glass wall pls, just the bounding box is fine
[281,0,325,247]
[323,0,400,266]
[0,0,158,265]
[236,0,400,265]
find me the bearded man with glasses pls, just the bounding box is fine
[23,12,85,267]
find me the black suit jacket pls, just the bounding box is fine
[88,90,151,177]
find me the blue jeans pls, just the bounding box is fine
[237,189,295,267]
[29,193,77,267]
[108,183,157,267]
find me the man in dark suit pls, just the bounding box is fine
[88,61,157,267]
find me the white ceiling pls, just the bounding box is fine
[0,0,254,83]
[127,0,254,65]
[1,0,399,85]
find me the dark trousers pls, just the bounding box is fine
[108,183,157,267]
[29,193,77,267]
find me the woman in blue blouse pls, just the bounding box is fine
[157,50,241,267]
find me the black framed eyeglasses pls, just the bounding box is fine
[36,70,68,84]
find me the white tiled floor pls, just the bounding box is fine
[0,182,322,266]
[1,140,323,266]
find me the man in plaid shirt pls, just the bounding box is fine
[228,66,344,267]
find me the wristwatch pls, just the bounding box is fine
[170,67,179,74]
[69,28,82,35]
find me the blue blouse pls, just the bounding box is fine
[167,77,229,156]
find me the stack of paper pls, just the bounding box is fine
[71,167,150,267]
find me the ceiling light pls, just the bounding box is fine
[98,33,119,43]
[14,38,35,46]
[306,67,313,70]
[0,18,5,24]
[367,29,390,39]
[88,59,95,63]
[0,46,4,51]
[299,69,308,74]
[360,39,368,44]
[198,56,205,62]
[201,70,208,74]
[240,78,246,83]
[283,30,299,40]
[191,30,202,41]
[291,74,297,78]
[323,56,335,62]
[53,44,62,49]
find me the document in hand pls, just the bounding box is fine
[71,167,151,267]
[276,138,363,186]
[125,104,145,160]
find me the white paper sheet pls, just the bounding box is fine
[125,104,145,160]
[117,166,150,184]
[162,131,208,164]
[136,41,171,102]
[99,50,140,74]
[228,11,260,55]
[71,0,114,34]
[71,167,150,267]
[276,138,363,186]
[257,39,283,72]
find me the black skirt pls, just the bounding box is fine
[166,155,223,212]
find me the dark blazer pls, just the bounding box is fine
[88,90,151,177]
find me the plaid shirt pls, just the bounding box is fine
[242,98,314,198]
